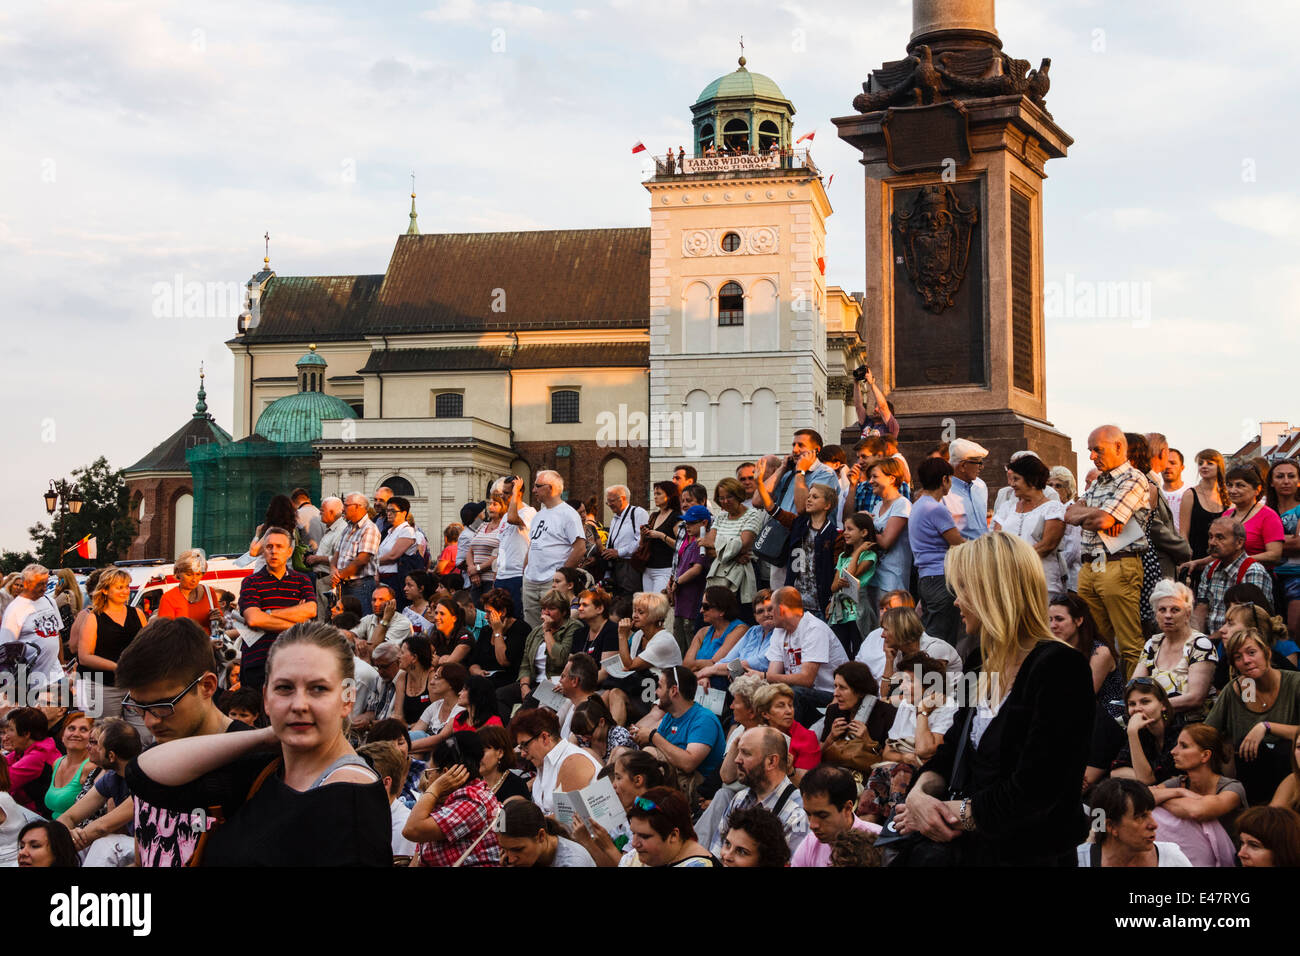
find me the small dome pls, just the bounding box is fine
[695,60,790,106]
[254,391,357,443]
[296,346,327,368]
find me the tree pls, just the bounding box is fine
[28,457,136,568]
[0,550,37,575]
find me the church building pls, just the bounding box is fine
[125,58,866,559]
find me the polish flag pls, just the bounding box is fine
[65,535,97,560]
[796,130,816,144]
[631,142,646,154]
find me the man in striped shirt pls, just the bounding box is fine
[238,526,317,689]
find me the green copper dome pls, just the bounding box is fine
[296,348,327,368]
[694,58,790,107]
[254,391,357,443]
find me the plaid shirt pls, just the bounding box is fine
[335,515,381,579]
[417,778,501,867]
[1079,462,1151,556]
[1196,552,1273,635]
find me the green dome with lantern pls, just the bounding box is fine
[253,346,357,443]
[691,56,796,157]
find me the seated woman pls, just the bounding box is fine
[862,654,953,823]
[1236,805,1300,867]
[43,712,95,820]
[428,598,473,669]
[683,586,748,690]
[1077,778,1191,867]
[698,589,777,682]
[1,708,61,815]
[569,750,671,867]
[1151,724,1247,866]
[403,731,502,867]
[500,589,583,717]
[1049,595,1124,722]
[1270,732,1300,814]
[127,622,391,866]
[1107,679,1179,786]
[1,761,42,867]
[16,820,80,868]
[820,662,895,777]
[625,785,719,867]
[752,682,820,784]
[569,696,635,766]
[508,707,601,815]
[1220,464,1285,566]
[1131,580,1217,724]
[1205,626,1300,805]
[449,675,504,733]
[602,591,683,727]
[718,805,792,867]
[496,797,596,867]
[473,588,530,694]
[476,725,531,805]
[409,663,468,756]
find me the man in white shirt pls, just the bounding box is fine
[944,438,991,540]
[353,584,413,652]
[520,470,585,628]
[492,477,535,622]
[601,484,647,596]
[305,496,346,617]
[291,487,324,549]
[765,586,848,726]
[557,652,599,740]
[0,564,65,700]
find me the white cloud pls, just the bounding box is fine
[1211,193,1300,239]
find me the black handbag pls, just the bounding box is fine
[753,472,795,563]
[880,707,976,867]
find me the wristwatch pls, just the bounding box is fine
[958,797,976,832]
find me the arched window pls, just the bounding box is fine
[551,389,580,424]
[718,281,745,326]
[380,475,415,497]
[723,118,749,152]
[758,120,780,151]
[698,123,714,154]
[434,392,463,418]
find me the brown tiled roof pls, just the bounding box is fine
[125,414,232,474]
[359,344,648,374]
[241,228,650,342]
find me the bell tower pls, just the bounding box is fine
[646,58,832,492]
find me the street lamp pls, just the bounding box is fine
[44,479,84,566]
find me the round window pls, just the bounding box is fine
[721,232,741,252]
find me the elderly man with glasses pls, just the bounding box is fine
[0,563,65,703]
[332,492,381,611]
[520,471,586,628]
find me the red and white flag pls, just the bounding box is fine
[66,535,97,560]
[631,141,646,154]
[827,173,834,187]
[796,130,816,144]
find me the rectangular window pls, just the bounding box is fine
[434,392,464,418]
[551,389,580,424]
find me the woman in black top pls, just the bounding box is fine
[469,588,530,688]
[396,635,434,726]
[79,569,147,718]
[641,481,682,595]
[897,532,1095,866]
[127,622,389,866]
[1180,449,1228,563]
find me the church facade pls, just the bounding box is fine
[126,59,865,558]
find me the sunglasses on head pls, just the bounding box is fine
[632,795,660,813]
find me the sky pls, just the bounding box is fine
[2,0,1297,554]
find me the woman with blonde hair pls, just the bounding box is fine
[53,569,83,631]
[1046,466,1081,592]
[1179,449,1228,566]
[895,532,1094,865]
[157,549,218,628]
[127,621,390,865]
[78,569,147,720]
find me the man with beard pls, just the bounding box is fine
[707,725,807,858]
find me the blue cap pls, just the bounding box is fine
[682,505,712,524]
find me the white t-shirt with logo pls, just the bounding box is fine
[524,502,585,583]
[496,505,536,578]
[767,613,848,695]
[0,594,65,692]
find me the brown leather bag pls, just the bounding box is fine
[821,697,884,773]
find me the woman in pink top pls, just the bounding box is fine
[1221,465,1284,565]
[1,707,62,814]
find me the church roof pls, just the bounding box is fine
[695,60,790,106]
[238,228,650,343]
[125,414,232,474]
[358,343,649,374]
[254,391,358,443]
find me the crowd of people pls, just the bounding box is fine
[4,401,1300,868]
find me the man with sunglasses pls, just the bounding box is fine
[117,617,255,867]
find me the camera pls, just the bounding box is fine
[853,365,869,382]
